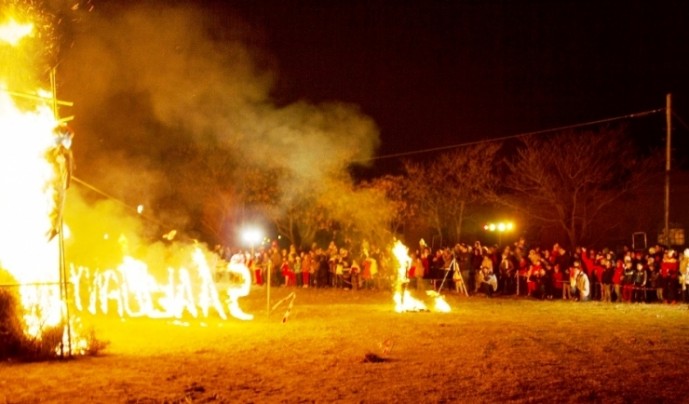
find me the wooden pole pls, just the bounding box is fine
[0,88,74,106]
[51,68,72,357]
[664,93,671,246]
[267,259,271,314]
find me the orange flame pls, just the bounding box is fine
[391,240,427,312]
[0,84,71,354]
[1,13,255,360]
[68,245,253,321]
[391,240,451,313]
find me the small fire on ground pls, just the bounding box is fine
[391,240,451,313]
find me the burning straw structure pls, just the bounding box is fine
[1,9,254,359]
[0,10,83,359]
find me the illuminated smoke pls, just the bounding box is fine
[58,2,380,226]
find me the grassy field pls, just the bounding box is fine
[1,288,688,403]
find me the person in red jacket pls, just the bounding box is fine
[622,256,635,302]
[281,255,296,287]
[661,250,680,303]
[526,253,544,298]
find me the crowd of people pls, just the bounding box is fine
[216,240,392,290]
[215,237,689,304]
[463,239,689,304]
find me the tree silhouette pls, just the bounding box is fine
[404,143,501,245]
[498,127,662,247]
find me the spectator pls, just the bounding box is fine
[681,248,689,303]
[300,251,311,288]
[661,250,680,303]
[479,258,497,297]
[281,254,296,287]
[526,252,544,298]
[552,264,564,298]
[612,259,624,302]
[470,242,484,293]
[294,254,302,287]
[499,250,515,295]
[601,259,614,303]
[632,262,647,303]
[565,261,580,301]
[574,264,590,302]
[317,248,330,287]
[622,256,635,302]
[412,252,425,291]
[269,245,283,287]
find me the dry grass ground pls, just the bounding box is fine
[1,288,688,403]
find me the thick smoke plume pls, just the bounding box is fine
[55,1,380,245]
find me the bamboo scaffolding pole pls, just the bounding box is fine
[0,88,74,106]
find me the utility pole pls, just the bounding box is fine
[664,93,671,246]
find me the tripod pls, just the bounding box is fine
[437,257,468,296]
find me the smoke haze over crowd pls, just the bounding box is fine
[55,1,380,242]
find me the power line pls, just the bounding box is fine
[71,176,168,229]
[72,176,131,210]
[70,107,666,220]
[365,107,665,162]
[672,111,689,132]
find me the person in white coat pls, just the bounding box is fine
[574,265,590,302]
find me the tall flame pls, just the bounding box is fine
[391,240,427,312]
[0,86,64,341]
[0,89,60,282]
[391,240,451,313]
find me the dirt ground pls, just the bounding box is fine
[1,287,688,403]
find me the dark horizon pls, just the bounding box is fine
[228,0,689,169]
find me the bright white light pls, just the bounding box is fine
[485,221,515,233]
[242,227,263,246]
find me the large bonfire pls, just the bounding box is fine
[0,7,254,359]
[0,12,73,355]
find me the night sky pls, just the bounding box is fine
[228,0,689,164]
[30,0,687,211]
